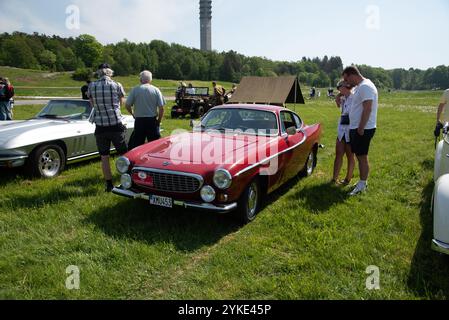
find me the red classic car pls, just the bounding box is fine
[113,104,322,223]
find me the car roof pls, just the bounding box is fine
[213,104,288,113]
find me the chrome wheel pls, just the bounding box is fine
[38,148,61,178]
[306,152,315,176]
[247,181,259,219]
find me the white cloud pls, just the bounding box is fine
[71,0,195,44]
[0,1,60,35]
[0,0,198,45]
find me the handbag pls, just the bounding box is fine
[340,114,350,125]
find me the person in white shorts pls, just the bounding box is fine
[332,80,355,186]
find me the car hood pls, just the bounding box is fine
[128,132,278,171]
[0,119,79,149]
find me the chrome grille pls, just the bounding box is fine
[133,168,203,193]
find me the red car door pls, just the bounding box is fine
[279,111,308,182]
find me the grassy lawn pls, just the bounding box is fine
[1,91,449,300]
[0,66,234,98]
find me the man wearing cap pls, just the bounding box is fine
[126,70,166,150]
[88,63,128,192]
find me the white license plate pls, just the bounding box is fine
[149,195,173,208]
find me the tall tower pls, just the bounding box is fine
[199,0,212,51]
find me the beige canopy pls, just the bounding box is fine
[228,76,305,105]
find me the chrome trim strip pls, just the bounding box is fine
[112,187,237,213]
[235,128,308,177]
[432,239,449,255]
[67,151,99,162]
[0,155,28,161]
[132,167,205,191]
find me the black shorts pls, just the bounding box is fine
[350,129,376,156]
[95,124,128,156]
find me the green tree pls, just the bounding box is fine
[39,50,57,70]
[2,38,39,69]
[74,34,103,68]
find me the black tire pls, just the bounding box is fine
[171,112,177,119]
[26,144,66,178]
[235,178,261,224]
[197,106,205,118]
[192,106,205,119]
[299,149,317,178]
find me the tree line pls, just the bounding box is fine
[0,32,448,90]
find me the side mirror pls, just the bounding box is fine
[286,126,297,136]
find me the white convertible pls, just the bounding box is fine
[433,122,449,255]
[0,99,135,178]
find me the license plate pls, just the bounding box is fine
[149,195,173,208]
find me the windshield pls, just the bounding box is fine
[200,108,279,136]
[37,100,92,120]
[184,87,208,96]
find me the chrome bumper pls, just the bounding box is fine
[112,187,238,213]
[432,239,449,255]
[0,155,28,168]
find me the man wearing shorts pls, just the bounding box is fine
[342,66,378,196]
[88,63,128,192]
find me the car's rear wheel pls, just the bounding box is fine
[27,144,66,178]
[299,150,316,177]
[235,178,261,224]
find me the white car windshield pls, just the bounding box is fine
[37,101,92,120]
[200,109,278,136]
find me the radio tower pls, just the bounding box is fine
[199,0,212,51]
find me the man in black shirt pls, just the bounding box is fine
[81,80,91,100]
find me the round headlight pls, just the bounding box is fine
[116,156,130,174]
[200,185,216,203]
[213,169,232,190]
[121,174,132,190]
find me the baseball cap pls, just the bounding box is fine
[98,63,111,70]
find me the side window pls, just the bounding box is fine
[280,111,298,133]
[292,113,302,129]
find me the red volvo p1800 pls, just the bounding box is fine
[113,104,322,224]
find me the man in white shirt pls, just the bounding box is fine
[342,66,379,196]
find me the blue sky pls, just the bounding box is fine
[1,0,448,69]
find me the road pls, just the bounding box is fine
[14,96,176,106]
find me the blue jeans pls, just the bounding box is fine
[0,101,11,121]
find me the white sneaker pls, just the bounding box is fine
[349,182,368,196]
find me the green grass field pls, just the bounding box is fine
[1,88,448,299]
[0,66,234,98]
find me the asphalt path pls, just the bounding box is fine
[14,96,176,106]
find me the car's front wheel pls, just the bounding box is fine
[27,144,66,178]
[235,178,261,224]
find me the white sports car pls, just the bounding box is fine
[0,99,135,178]
[433,122,449,255]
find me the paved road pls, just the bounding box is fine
[14,99,51,106]
[14,96,176,106]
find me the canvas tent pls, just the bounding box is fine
[228,76,305,106]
